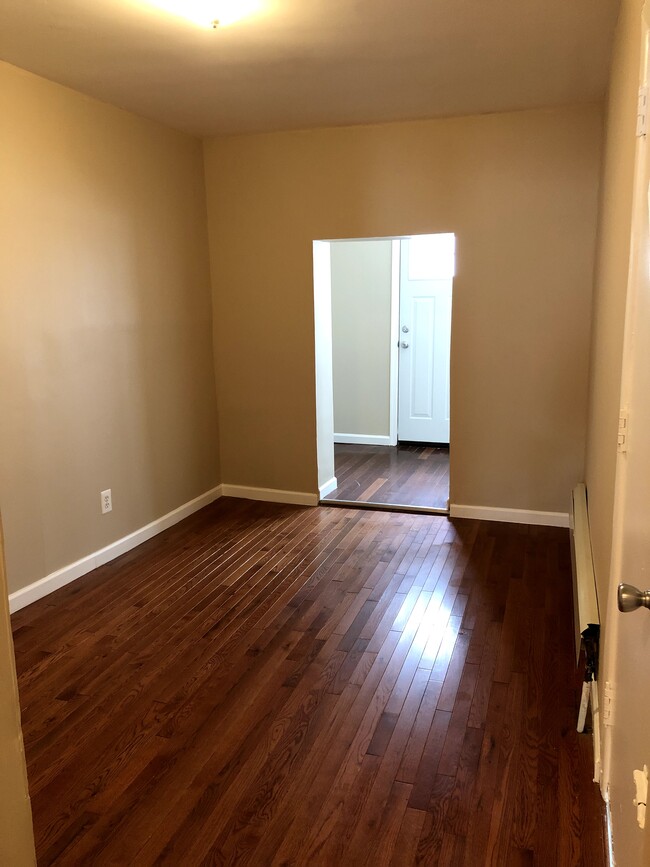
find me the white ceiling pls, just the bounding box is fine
[0,0,620,137]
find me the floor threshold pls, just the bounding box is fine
[320,498,450,516]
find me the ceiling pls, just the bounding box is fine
[0,0,620,137]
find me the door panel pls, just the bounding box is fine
[410,297,435,418]
[398,238,452,443]
[605,19,650,867]
[0,517,36,866]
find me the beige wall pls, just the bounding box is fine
[0,520,36,866]
[204,106,602,510]
[585,0,641,616]
[331,239,393,438]
[0,62,220,595]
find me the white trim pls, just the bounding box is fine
[317,232,454,243]
[313,240,337,503]
[221,485,319,507]
[9,485,223,613]
[449,503,570,528]
[389,239,400,447]
[592,680,602,785]
[334,433,393,446]
[570,484,599,642]
[319,477,338,498]
[605,792,615,867]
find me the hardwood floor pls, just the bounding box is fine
[11,498,606,866]
[324,443,450,510]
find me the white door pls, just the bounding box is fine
[604,18,650,867]
[0,517,36,865]
[397,236,453,443]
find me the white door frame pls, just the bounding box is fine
[313,241,337,498]
[313,233,454,497]
[388,239,401,447]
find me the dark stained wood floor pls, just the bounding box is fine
[324,443,450,510]
[11,498,606,866]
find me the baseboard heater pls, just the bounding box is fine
[570,483,601,781]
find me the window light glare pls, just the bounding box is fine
[408,234,456,280]
[145,0,261,28]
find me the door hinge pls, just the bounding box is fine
[638,86,648,137]
[602,681,615,728]
[618,410,629,453]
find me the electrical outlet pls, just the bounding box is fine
[101,489,112,514]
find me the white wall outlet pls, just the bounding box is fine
[101,489,112,514]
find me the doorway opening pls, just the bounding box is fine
[313,233,455,513]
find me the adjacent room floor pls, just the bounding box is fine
[11,499,605,866]
[323,443,450,510]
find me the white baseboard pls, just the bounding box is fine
[319,477,338,498]
[220,484,319,507]
[449,503,570,528]
[9,485,223,614]
[334,433,394,446]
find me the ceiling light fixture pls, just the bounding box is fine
[144,0,261,29]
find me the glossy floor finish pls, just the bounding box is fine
[12,499,605,866]
[324,443,450,510]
